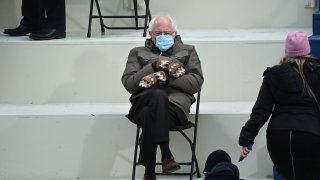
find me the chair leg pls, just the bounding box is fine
[179,130,200,179]
[133,0,139,30]
[146,0,151,21]
[132,126,140,180]
[95,0,105,33]
[148,7,151,21]
[186,148,201,179]
[190,148,201,179]
[87,0,94,37]
[143,0,150,37]
[194,155,201,178]
[189,145,195,180]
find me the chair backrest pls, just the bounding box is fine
[194,90,201,135]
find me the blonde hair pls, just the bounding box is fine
[281,56,319,107]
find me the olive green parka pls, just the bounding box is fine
[121,35,204,115]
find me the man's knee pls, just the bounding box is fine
[147,88,169,101]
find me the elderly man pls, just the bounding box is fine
[122,15,204,180]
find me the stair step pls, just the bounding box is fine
[0,28,312,104]
[0,28,312,44]
[0,102,254,117]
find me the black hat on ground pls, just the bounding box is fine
[204,149,232,175]
[204,162,240,180]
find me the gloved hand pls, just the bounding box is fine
[152,59,171,71]
[139,71,168,88]
[167,62,186,78]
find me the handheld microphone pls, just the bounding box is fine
[238,145,253,162]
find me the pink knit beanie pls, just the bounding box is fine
[285,31,310,57]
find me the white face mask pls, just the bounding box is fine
[155,35,174,52]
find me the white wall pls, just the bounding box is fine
[0,36,282,178]
[0,0,315,32]
[0,39,283,104]
[0,114,273,179]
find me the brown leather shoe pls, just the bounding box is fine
[162,156,181,173]
[143,175,156,180]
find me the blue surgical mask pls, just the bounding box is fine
[155,35,174,52]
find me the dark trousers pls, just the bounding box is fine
[127,88,188,167]
[267,130,320,180]
[21,0,66,30]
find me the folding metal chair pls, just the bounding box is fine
[87,0,151,37]
[132,91,202,180]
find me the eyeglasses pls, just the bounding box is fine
[151,31,175,36]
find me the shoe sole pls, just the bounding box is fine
[162,165,181,173]
[29,33,66,40]
[3,32,31,36]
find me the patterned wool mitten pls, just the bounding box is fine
[167,62,186,78]
[152,59,171,71]
[139,71,168,88]
[153,71,167,84]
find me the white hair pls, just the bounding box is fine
[147,14,178,32]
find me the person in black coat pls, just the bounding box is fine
[4,0,66,40]
[239,31,320,180]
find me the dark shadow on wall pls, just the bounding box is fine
[0,0,19,29]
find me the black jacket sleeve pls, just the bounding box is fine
[239,74,275,147]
